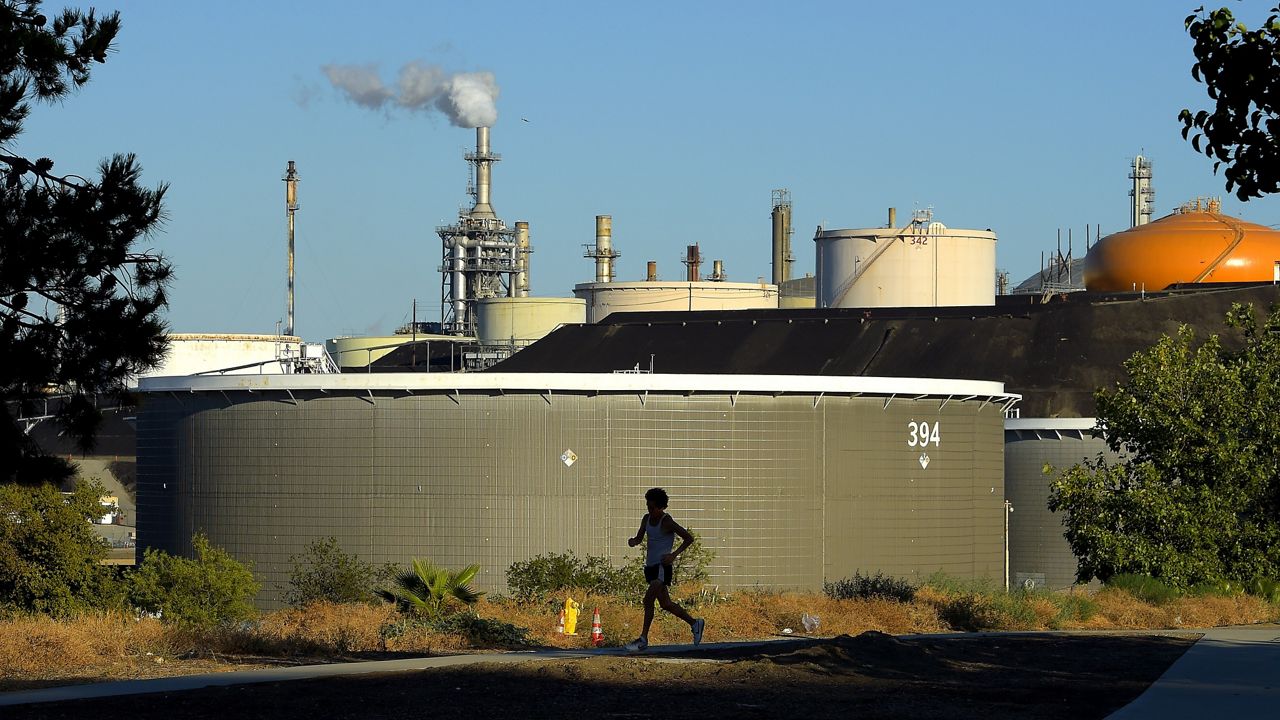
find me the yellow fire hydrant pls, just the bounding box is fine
[563,597,581,635]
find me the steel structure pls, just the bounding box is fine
[1129,154,1154,227]
[438,127,520,336]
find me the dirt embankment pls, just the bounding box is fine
[6,631,1197,720]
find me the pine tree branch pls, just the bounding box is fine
[0,152,88,189]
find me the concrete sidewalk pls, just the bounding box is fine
[1107,624,1280,719]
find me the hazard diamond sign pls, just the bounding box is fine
[561,449,578,467]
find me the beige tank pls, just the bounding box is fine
[816,222,997,308]
[326,334,457,369]
[475,297,587,345]
[573,281,779,323]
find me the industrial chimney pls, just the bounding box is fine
[515,221,531,296]
[283,160,299,337]
[771,189,793,285]
[647,261,658,281]
[584,215,619,282]
[684,244,702,281]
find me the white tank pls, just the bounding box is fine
[326,334,458,370]
[816,223,996,308]
[573,281,779,324]
[143,333,305,377]
[476,297,587,345]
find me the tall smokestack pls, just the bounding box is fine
[647,261,658,281]
[470,126,497,219]
[515,221,531,296]
[595,215,614,282]
[711,259,725,281]
[888,207,896,228]
[685,244,702,282]
[771,189,793,285]
[283,160,299,337]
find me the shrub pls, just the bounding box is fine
[377,560,483,619]
[506,551,636,601]
[1187,579,1243,598]
[431,614,531,648]
[1104,573,1180,604]
[128,533,260,627]
[823,571,916,602]
[0,479,120,617]
[1048,590,1100,625]
[1246,577,1280,603]
[284,536,392,607]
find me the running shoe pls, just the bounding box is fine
[691,618,705,645]
[624,636,648,652]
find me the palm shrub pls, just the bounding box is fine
[378,559,484,619]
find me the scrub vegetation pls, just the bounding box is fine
[2,559,1277,690]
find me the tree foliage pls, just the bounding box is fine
[1180,5,1280,200]
[128,533,260,627]
[284,536,392,607]
[0,0,170,485]
[1049,303,1280,588]
[0,476,120,616]
[377,559,484,619]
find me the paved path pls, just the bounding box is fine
[4,626,1278,714]
[1106,624,1280,719]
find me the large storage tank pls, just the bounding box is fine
[1084,199,1280,292]
[1004,418,1121,590]
[144,333,306,377]
[326,333,459,370]
[137,372,1015,608]
[573,281,778,323]
[476,297,586,346]
[816,219,996,308]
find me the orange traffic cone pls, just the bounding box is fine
[556,609,565,635]
[590,607,603,646]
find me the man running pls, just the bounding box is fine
[625,487,705,651]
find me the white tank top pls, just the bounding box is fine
[645,513,674,566]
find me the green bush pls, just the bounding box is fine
[823,571,916,602]
[506,551,637,601]
[0,479,121,617]
[920,571,997,596]
[128,533,260,627]
[1246,577,1280,603]
[1187,579,1243,598]
[284,536,393,607]
[432,614,532,647]
[1104,573,1181,604]
[1048,591,1100,626]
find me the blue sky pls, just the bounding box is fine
[16,0,1280,340]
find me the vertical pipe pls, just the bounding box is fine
[771,204,784,285]
[686,244,701,282]
[451,242,467,327]
[283,160,298,337]
[647,261,658,281]
[515,221,531,297]
[712,259,724,281]
[781,201,793,282]
[595,215,613,282]
[888,207,896,229]
[475,127,492,215]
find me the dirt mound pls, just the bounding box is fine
[760,631,950,676]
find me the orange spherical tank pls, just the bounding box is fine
[1084,203,1280,292]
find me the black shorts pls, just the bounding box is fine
[644,563,674,587]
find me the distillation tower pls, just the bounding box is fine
[437,127,524,336]
[1130,154,1154,227]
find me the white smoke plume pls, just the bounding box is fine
[322,61,499,128]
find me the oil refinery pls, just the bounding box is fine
[106,121,1280,607]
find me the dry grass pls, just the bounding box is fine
[1,587,1275,690]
